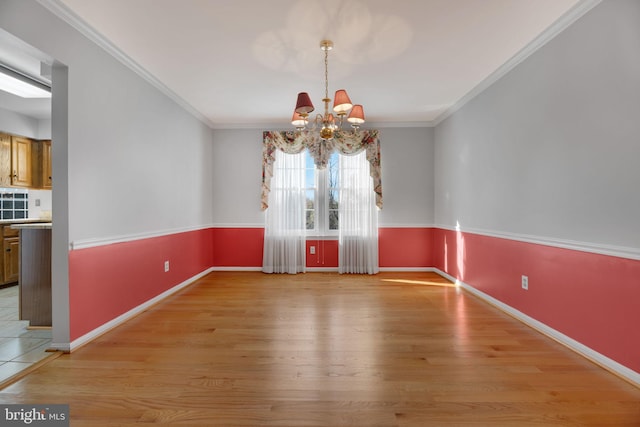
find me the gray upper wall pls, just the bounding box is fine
[0,106,41,139]
[6,0,633,250]
[0,0,215,244]
[434,0,640,251]
[210,127,435,227]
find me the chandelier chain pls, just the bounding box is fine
[324,46,329,113]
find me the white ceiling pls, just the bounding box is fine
[0,28,52,120]
[5,0,586,126]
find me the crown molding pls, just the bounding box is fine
[35,0,435,131]
[210,121,435,131]
[36,0,601,131]
[432,0,602,126]
[35,0,216,129]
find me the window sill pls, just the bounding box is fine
[305,234,339,240]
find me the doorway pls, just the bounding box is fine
[0,28,56,385]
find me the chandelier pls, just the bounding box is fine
[291,40,365,140]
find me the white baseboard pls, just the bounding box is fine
[306,267,339,272]
[209,266,262,271]
[209,267,438,273]
[432,268,640,388]
[379,267,435,272]
[210,267,437,273]
[56,267,215,353]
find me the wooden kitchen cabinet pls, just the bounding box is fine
[41,140,52,189]
[0,133,51,189]
[0,133,11,187]
[11,136,33,188]
[3,238,19,283]
[0,225,20,285]
[30,139,52,189]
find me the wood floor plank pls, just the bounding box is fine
[0,271,638,426]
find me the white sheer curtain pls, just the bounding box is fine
[338,150,379,274]
[262,150,306,274]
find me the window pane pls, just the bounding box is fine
[305,190,315,209]
[0,188,29,220]
[305,150,315,168]
[328,152,339,187]
[301,151,341,234]
[329,210,339,230]
[306,210,315,230]
[328,152,340,232]
[329,189,339,209]
[304,151,316,188]
[305,168,315,188]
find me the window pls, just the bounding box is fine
[261,130,381,274]
[304,150,339,236]
[0,188,28,220]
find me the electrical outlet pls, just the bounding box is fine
[164,261,170,272]
[310,246,316,255]
[521,275,528,290]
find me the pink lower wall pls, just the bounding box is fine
[379,227,434,267]
[432,227,640,374]
[68,228,213,341]
[208,227,433,269]
[67,225,640,376]
[306,240,339,268]
[211,228,264,267]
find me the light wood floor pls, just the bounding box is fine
[0,272,638,426]
[0,285,53,383]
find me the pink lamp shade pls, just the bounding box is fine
[333,89,353,113]
[347,104,365,124]
[295,92,315,114]
[291,110,308,127]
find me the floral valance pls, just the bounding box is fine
[261,129,382,211]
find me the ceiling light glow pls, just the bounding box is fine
[0,67,51,98]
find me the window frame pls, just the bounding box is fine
[0,188,29,220]
[304,150,339,238]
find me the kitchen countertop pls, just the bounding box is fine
[0,218,51,225]
[10,222,52,230]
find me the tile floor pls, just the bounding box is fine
[0,285,52,384]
